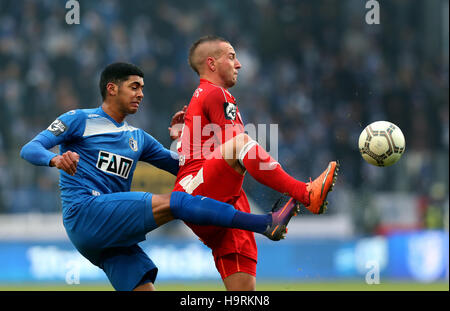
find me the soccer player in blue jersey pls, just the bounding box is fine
[20,62,298,291]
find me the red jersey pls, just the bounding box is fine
[173,79,257,263]
[175,79,245,183]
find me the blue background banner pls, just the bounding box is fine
[0,231,448,284]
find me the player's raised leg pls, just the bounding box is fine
[151,192,295,241]
[220,133,340,214]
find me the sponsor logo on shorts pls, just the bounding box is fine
[47,119,67,136]
[96,151,133,179]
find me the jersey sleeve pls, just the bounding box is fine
[20,110,86,166]
[140,131,179,176]
[203,88,236,127]
[202,88,244,143]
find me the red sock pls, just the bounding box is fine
[239,141,310,206]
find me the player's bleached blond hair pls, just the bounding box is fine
[188,35,229,75]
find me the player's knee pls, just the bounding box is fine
[234,133,252,152]
[224,272,256,291]
[222,133,253,160]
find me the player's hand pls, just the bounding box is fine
[168,105,187,140]
[50,151,80,176]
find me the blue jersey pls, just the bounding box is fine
[21,106,179,210]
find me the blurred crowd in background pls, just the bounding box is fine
[0,0,448,235]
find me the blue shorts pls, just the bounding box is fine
[62,191,158,291]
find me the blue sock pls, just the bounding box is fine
[170,192,236,227]
[170,191,272,233]
[231,212,272,234]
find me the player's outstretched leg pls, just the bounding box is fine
[221,133,340,214]
[168,191,296,241]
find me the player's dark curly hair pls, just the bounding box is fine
[188,35,229,75]
[99,62,144,100]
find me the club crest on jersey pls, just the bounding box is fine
[129,137,138,151]
[96,151,133,179]
[223,102,236,120]
[194,87,203,98]
[47,119,67,136]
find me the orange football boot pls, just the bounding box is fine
[305,161,340,214]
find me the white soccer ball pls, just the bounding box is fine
[358,121,406,167]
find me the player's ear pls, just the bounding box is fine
[206,56,216,72]
[106,82,118,97]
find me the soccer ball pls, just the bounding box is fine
[358,121,406,167]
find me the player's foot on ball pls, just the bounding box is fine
[304,160,340,214]
[263,196,300,241]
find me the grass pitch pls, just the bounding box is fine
[0,281,448,291]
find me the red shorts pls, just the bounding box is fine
[215,253,257,280]
[173,151,258,267]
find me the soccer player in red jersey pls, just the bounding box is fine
[172,36,339,290]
